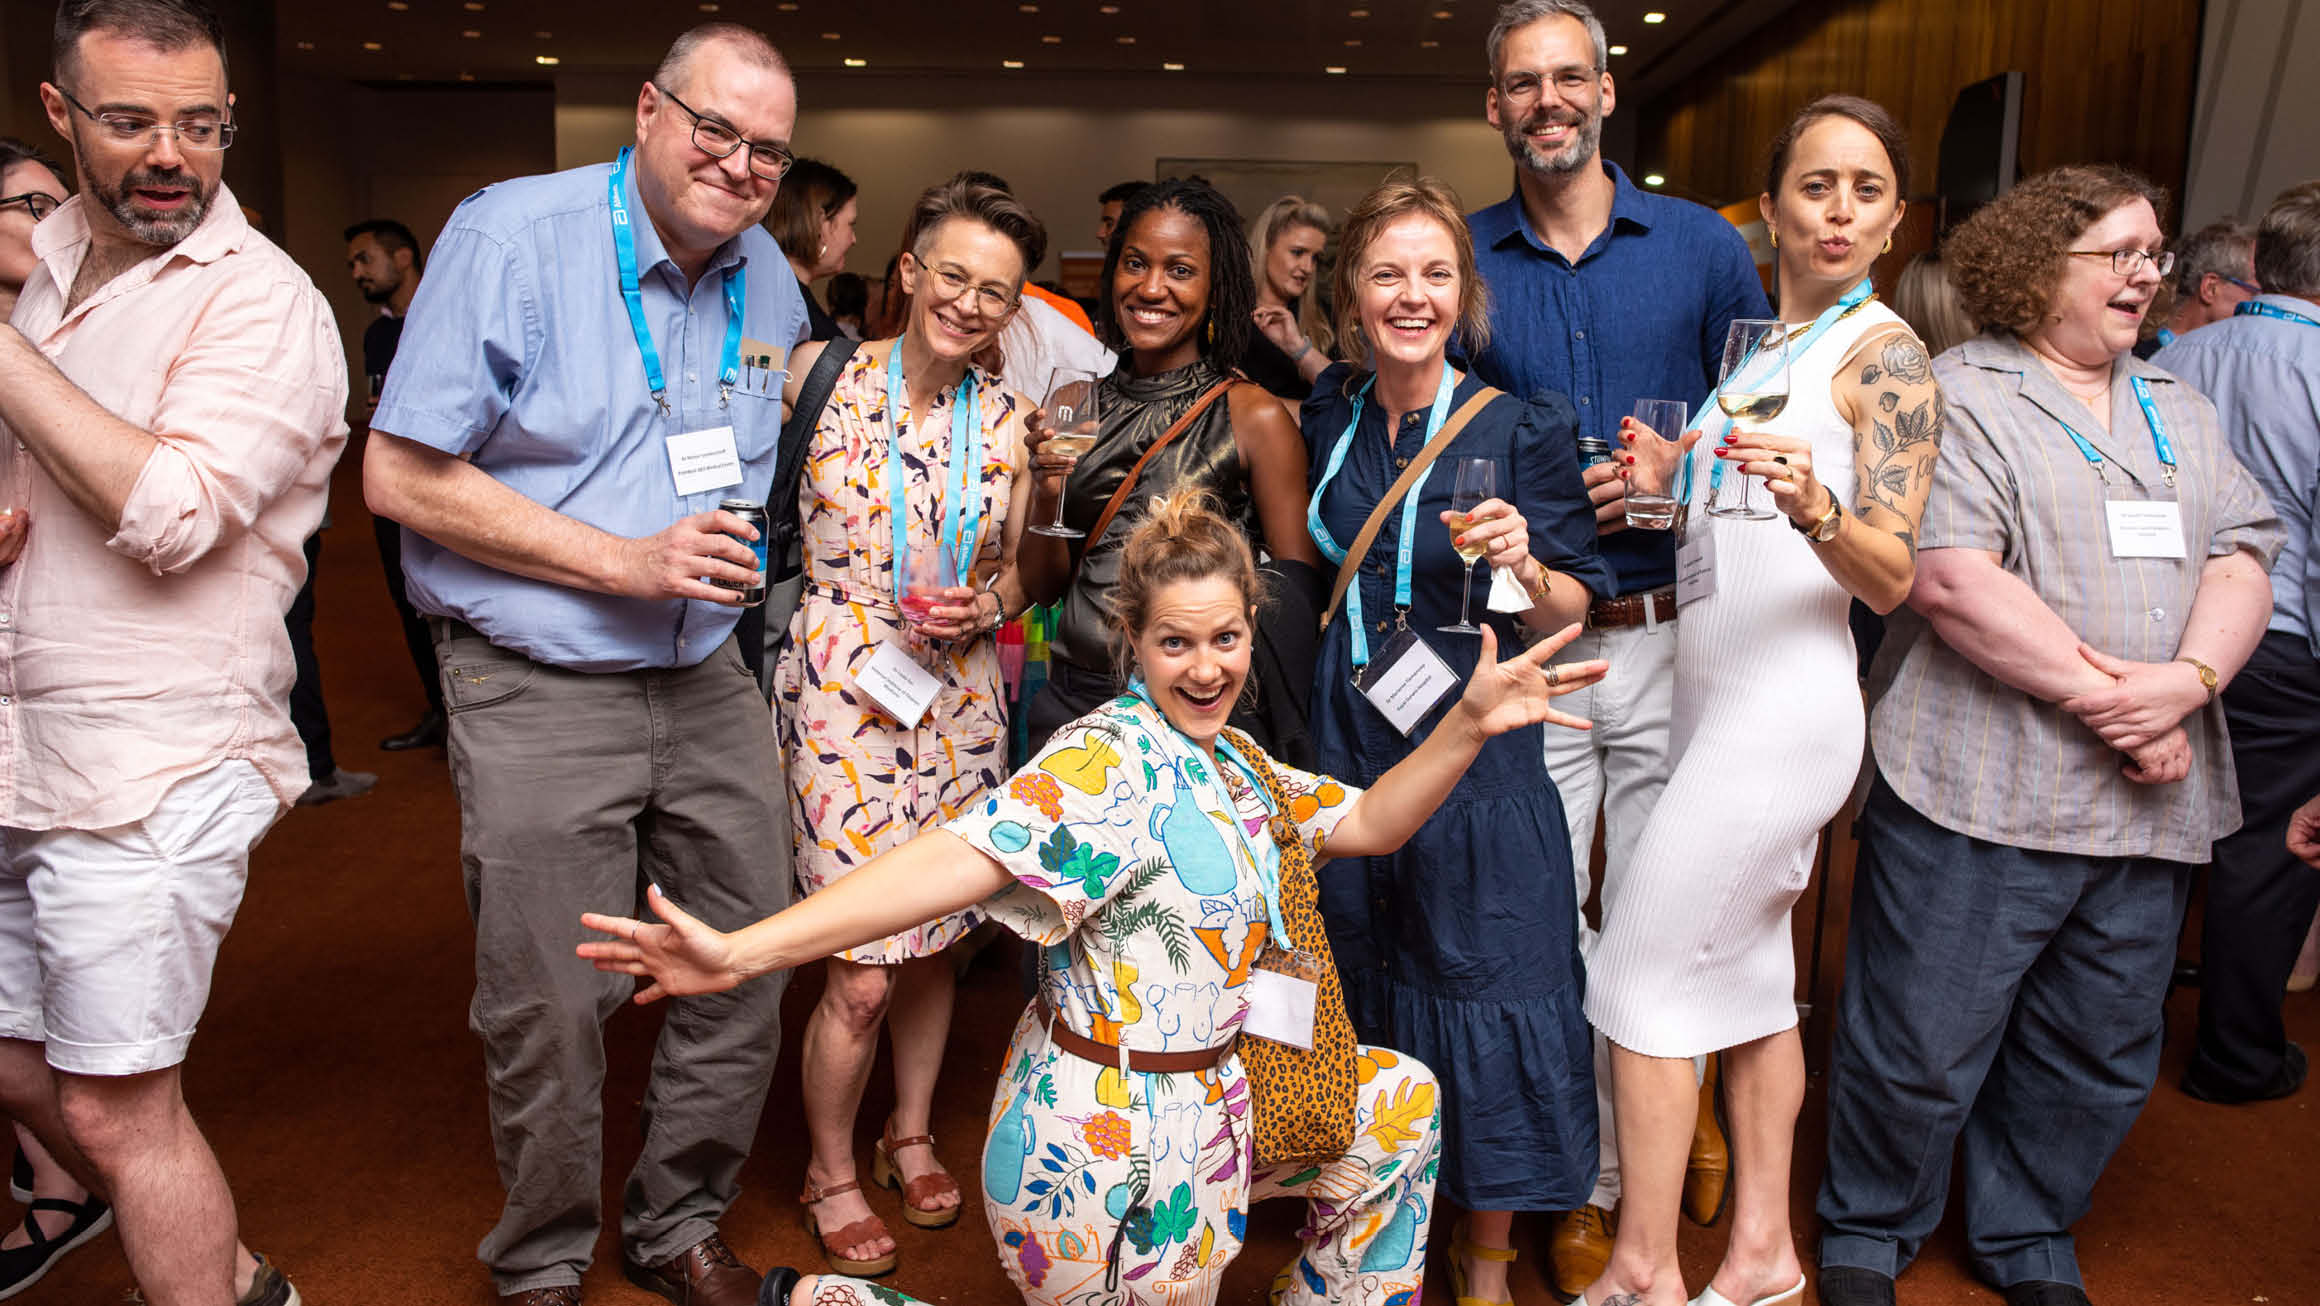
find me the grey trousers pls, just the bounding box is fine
[436,621,793,1295]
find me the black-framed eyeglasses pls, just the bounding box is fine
[57,87,235,151]
[0,192,61,222]
[651,83,793,180]
[2067,247,2173,278]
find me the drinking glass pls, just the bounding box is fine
[1029,370,1103,538]
[1440,458,1495,635]
[1624,398,1688,530]
[1708,319,1789,520]
[899,544,958,625]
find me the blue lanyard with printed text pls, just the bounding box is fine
[608,146,745,414]
[2235,300,2320,329]
[1681,278,1876,505]
[2058,375,2177,489]
[1126,681,1292,951]
[1307,363,1460,667]
[886,336,983,605]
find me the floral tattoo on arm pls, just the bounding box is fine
[1855,334,1943,557]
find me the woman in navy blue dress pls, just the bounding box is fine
[1301,177,1612,1302]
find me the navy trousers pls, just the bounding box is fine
[1816,775,2191,1290]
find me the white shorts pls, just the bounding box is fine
[0,760,281,1075]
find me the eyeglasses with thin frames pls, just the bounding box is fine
[57,87,234,150]
[916,257,1018,318]
[2066,247,2174,278]
[1495,65,1604,103]
[0,192,61,222]
[651,83,793,180]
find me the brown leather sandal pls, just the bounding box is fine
[870,1122,962,1230]
[798,1177,898,1277]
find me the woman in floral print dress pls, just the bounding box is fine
[584,496,1608,1305]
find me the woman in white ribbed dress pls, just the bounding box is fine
[1580,97,1947,1306]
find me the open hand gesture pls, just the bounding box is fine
[1455,622,1606,738]
[578,885,749,1004]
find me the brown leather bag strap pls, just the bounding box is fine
[1319,386,1501,633]
[1083,378,1238,549]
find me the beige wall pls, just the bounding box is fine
[554,71,1524,284]
[2183,0,2320,229]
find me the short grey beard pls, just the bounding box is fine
[75,139,208,249]
[1504,113,1603,180]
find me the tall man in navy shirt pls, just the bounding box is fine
[1464,2,1770,1296]
[364,24,807,1306]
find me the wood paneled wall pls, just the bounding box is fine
[1635,0,2204,211]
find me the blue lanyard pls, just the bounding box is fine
[1125,682,1292,951]
[2057,374,2177,489]
[608,147,745,415]
[2236,300,2320,329]
[885,337,984,605]
[1680,278,1875,506]
[1307,363,1460,667]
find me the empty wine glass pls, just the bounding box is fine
[1029,369,1103,539]
[1440,458,1495,635]
[1709,319,1789,521]
[1624,398,1688,530]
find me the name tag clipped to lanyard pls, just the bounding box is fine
[852,335,983,729]
[1309,362,1464,737]
[2065,376,2188,561]
[1675,504,1717,607]
[1243,946,1323,1049]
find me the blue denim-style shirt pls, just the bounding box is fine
[373,160,808,672]
[2154,294,2320,657]
[1465,162,1770,595]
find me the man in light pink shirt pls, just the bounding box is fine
[0,4,343,1304]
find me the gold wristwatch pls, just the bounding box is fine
[1793,496,1844,544]
[2176,655,2218,703]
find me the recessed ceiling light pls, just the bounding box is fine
[533,30,552,38]
[1162,61,1184,70]
[386,1,408,10]
[778,2,799,9]
[843,56,867,66]
[1115,34,1135,44]
[1099,3,1119,11]
[534,54,559,65]
[1324,64,1347,74]
[1001,58,1024,68]
[1018,2,1038,10]
[821,31,840,39]
[1042,34,1062,43]
[1643,11,1665,22]
[1608,43,1627,54]
[1349,7,1369,15]
[463,1,483,9]
[699,2,720,10]
[459,71,475,81]
[1643,173,1666,186]
[1420,38,1438,47]
[362,40,383,51]
[1432,8,1452,17]
[1344,38,1361,46]
[462,29,481,38]
[295,40,314,50]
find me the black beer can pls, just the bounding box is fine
[716,497,769,607]
[1575,435,1614,469]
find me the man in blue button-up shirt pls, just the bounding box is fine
[1460,2,1770,1295]
[363,24,808,1306]
[2153,180,2320,1110]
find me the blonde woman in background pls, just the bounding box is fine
[1246,195,1336,400]
[1891,250,1974,358]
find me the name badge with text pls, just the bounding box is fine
[2105,499,2188,559]
[665,426,744,498]
[1675,511,1718,607]
[1243,948,1322,1049]
[1352,627,1459,736]
[854,641,942,729]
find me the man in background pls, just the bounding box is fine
[2139,219,2257,357]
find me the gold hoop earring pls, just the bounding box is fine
[1882,236,1893,254]
[1768,229,1779,249]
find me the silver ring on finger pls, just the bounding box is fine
[1546,664,1561,686]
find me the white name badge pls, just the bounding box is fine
[665,426,744,497]
[2105,499,2188,559]
[1352,627,1460,736]
[1484,564,1534,614]
[1675,511,1718,607]
[853,641,941,728]
[1243,956,1320,1049]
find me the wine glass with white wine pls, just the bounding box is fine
[1440,458,1495,635]
[1708,319,1790,521]
[1029,370,1103,538]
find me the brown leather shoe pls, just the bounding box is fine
[623,1233,762,1306]
[1545,1204,1614,1302]
[500,1288,582,1306]
[1684,1051,1732,1226]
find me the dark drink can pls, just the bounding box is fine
[716,497,769,607]
[1575,435,1614,469]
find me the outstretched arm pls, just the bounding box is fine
[581,832,1013,1002]
[1323,622,1605,857]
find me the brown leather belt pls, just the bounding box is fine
[1036,996,1235,1073]
[1587,585,1678,630]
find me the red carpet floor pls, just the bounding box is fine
[14,461,2318,1304]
